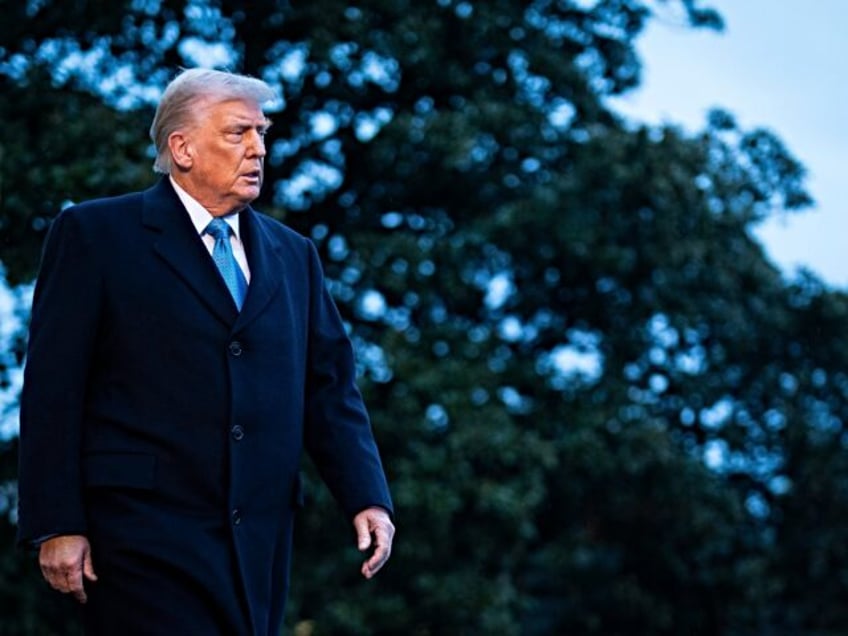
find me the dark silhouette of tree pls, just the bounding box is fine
[2,1,846,634]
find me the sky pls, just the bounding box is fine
[610,0,848,288]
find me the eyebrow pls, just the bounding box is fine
[226,117,273,129]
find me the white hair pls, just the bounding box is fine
[149,68,275,174]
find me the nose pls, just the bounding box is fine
[247,129,266,158]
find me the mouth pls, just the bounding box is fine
[241,170,262,184]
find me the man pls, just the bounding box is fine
[17,68,395,635]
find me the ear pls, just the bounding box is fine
[167,131,193,170]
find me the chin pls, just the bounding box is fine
[236,187,261,204]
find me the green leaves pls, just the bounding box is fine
[2,0,847,633]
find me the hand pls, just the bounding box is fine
[39,535,98,603]
[352,507,395,579]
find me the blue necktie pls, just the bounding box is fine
[204,218,248,310]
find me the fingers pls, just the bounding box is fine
[361,522,393,579]
[39,535,95,604]
[41,558,87,603]
[353,514,372,552]
[352,507,395,580]
[83,549,99,582]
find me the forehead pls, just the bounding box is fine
[197,97,267,124]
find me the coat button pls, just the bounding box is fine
[228,341,243,356]
[232,509,241,525]
[231,425,245,441]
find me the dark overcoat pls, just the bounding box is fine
[17,178,393,635]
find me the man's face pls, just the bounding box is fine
[177,98,270,216]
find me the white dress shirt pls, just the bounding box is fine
[169,176,251,283]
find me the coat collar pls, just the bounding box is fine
[235,203,285,331]
[141,178,284,331]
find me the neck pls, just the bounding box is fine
[169,173,244,217]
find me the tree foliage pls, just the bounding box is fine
[1,0,846,634]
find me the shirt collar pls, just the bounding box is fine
[169,176,242,240]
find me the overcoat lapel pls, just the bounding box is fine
[235,206,285,331]
[141,179,239,326]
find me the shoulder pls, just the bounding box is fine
[247,208,326,282]
[46,188,150,246]
[57,186,150,227]
[68,186,149,214]
[248,208,316,253]
[250,208,305,239]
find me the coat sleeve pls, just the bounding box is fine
[301,240,393,520]
[17,207,102,546]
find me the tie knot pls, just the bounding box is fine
[205,218,232,240]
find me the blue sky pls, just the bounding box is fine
[611,0,847,288]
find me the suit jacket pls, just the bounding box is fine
[17,178,393,635]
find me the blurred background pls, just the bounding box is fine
[1,1,846,634]
[613,0,847,288]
